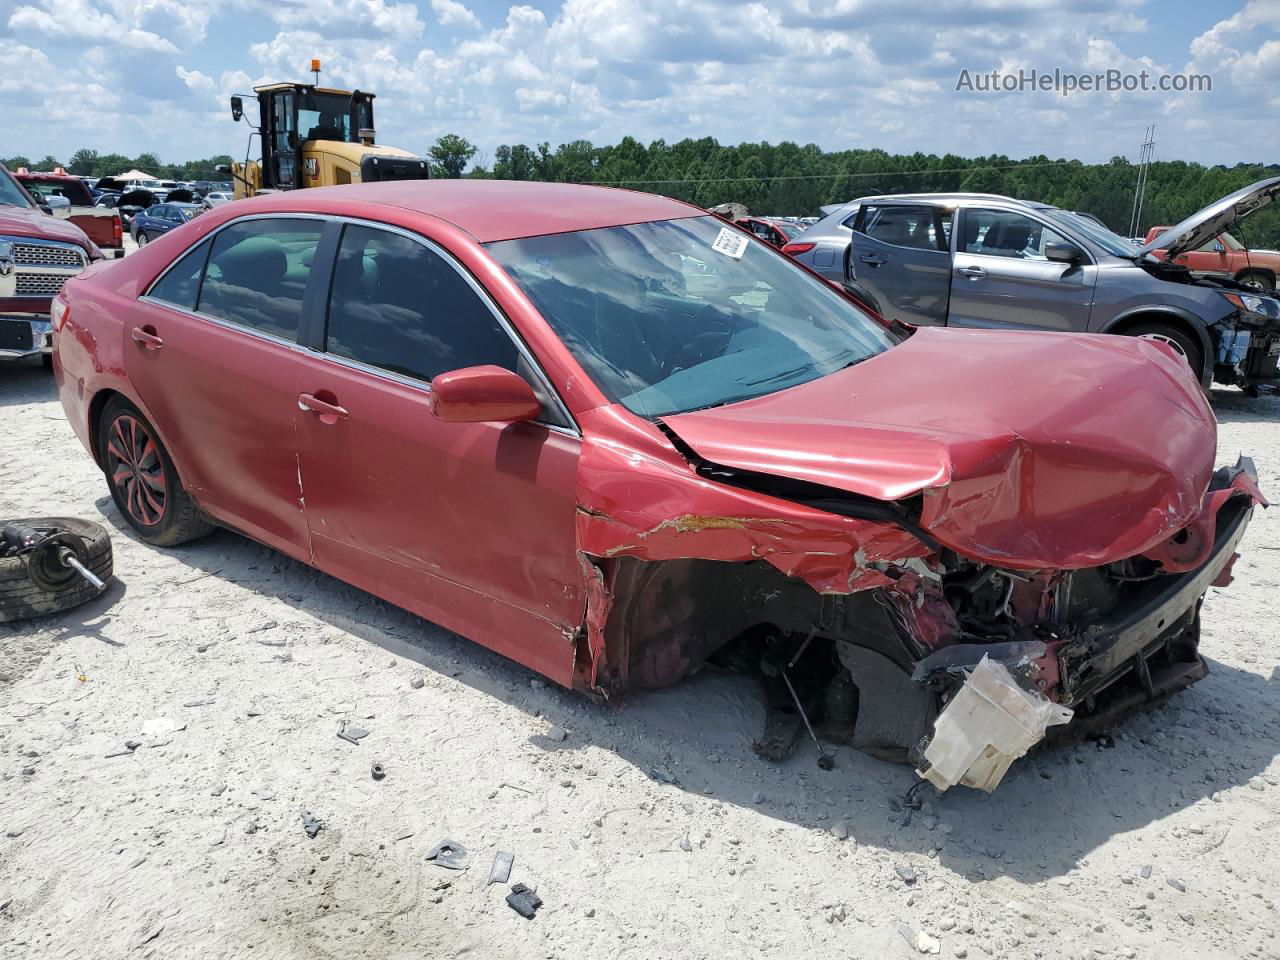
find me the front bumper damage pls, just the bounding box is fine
[1215,313,1280,391]
[912,464,1257,791]
[570,386,1265,791]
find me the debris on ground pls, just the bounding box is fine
[425,840,472,870]
[506,882,543,919]
[488,850,514,885]
[651,764,679,785]
[337,722,370,745]
[301,812,323,839]
[370,763,386,781]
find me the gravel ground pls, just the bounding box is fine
[1,356,1278,960]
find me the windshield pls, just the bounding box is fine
[772,221,802,240]
[176,206,200,222]
[0,168,34,208]
[1042,209,1137,257]
[299,91,360,142]
[488,216,896,417]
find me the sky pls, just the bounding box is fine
[1,0,1278,168]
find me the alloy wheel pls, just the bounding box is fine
[105,414,167,527]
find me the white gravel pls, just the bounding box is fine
[1,359,1278,960]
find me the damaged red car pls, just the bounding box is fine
[52,181,1265,791]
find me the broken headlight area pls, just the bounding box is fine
[1215,293,1280,391]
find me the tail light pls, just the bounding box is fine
[112,214,122,246]
[781,242,816,256]
[50,294,70,332]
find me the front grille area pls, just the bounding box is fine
[12,242,85,268]
[15,274,70,297]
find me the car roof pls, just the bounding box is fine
[233,180,705,243]
[856,191,1062,212]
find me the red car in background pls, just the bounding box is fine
[52,181,1262,790]
[14,169,124,260]
[1,163,98,366]
[1142,225,1277,293]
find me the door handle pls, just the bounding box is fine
[860,254,886,267]
[957,265,987,279]
[131,326,163,350]
[298,392,349,424]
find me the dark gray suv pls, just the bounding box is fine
[843,179,1280,394]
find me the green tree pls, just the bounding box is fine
[68,149,99,176]
[429,134,478,179]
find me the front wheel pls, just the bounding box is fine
[97,397,213,546]
[1125,322,1204,382]
[136,232,148,247]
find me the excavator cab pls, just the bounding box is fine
[229,80,428,199]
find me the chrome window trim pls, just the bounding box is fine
[140,211,580,437]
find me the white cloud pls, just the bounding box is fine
[430,0,480,29]
[4,0,1280,170]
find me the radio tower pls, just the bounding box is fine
[1128,125,1156,238]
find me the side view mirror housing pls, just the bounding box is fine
[230,96,243,123]
[38,203,53,216]
[1214,241,1225,253]
[1045,242,1084,264]
[429,365,541,424]
[215,163,231,174]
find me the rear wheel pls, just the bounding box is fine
[97,397,213,546]
[1238,271,1275,293]
[136,231,149,247]
[1125,322,1204,381]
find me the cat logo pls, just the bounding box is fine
[304,157,319,179]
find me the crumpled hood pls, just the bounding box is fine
[1135,175,1280,259]
[0,204,94,251]
[661,327,1217,569]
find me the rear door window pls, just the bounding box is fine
[146,238,211,311]
[857,204,945,251]
[196,218,324,342]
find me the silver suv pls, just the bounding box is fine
[843,179,1280,394]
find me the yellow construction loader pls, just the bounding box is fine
[227,67,429,199]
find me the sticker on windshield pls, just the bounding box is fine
[711,227,749,260]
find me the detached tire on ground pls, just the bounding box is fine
[0,517,113,623]
[1125,322,1205,382]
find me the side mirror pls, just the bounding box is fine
[38,203,53,216]
[429,365,541,424]
[1045,242,1084,264]
[1214,241,1225,253]
[230,96,243,123]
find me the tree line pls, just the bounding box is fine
[10,138,1279,245]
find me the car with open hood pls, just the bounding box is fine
[51,180,1264,792]
[0,163,98,367]
[842,179,1280,395]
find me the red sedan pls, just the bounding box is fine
[52,181,1262,789]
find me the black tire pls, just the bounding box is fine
[0,517,113,623]
[98,396,213,546]
[1124,322,1205,381]
[1238,271,1275,293]
[41,354,53,370]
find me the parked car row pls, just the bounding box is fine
[48,179,1264,791]
[780,180,1280,396]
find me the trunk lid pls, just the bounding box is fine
[1134,176,1280,259]
[660,327,1217,569]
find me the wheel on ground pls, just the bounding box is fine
[41,354,53,370]
[98,396,214,546]
[1238,272,1275,293]
[136,232,148,247]
[0,517,113,623]
[1125,323,1204,381]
